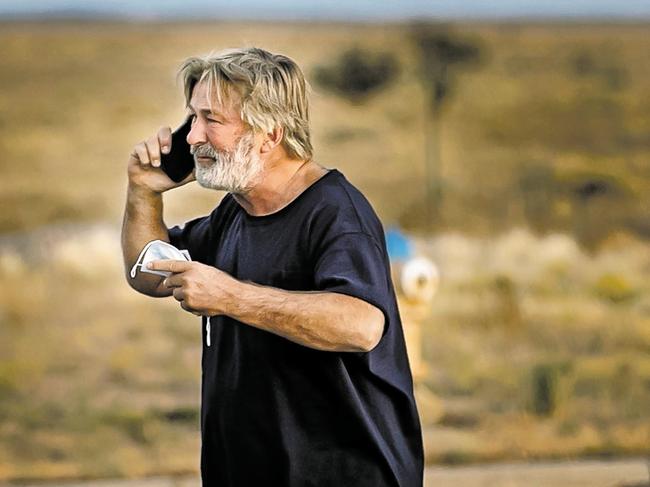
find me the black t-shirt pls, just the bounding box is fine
[169,169,423,487]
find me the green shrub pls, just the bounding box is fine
[594,273,637,304]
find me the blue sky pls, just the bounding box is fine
[2,0,650,20]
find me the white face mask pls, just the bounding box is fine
[130,240,191,279]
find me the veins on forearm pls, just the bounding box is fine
[225,280,372,352]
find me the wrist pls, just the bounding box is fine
[220,276,249,317]
[128,182,163,200]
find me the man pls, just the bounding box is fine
[121,47,423,486]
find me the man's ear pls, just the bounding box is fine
[261,126,284,154]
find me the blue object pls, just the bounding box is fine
[385,227,413,262]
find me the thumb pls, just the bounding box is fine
[179,169,196,185]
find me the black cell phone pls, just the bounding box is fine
[160,117,195,182]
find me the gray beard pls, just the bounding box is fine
[192,133,263,194]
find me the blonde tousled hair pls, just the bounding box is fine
[178,47,313,161]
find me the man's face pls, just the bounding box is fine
[186,80,263,193]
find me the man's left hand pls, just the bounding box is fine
[147,260,237,316]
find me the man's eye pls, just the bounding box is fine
[207,118,221,124]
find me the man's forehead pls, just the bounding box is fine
[189,80,239,117]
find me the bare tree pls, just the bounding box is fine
[313,47,399,104]
[411,24,482,231]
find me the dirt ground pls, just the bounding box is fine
[424,458,649,487]
[4,458,648,487]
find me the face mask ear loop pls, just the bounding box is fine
[130,240,157,279]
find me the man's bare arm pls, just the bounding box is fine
[121,184,171,297]
[121,126,195,297]
[151,260,385,352]
[226,281,385,352]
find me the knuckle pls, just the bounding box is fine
[135,147,149,163]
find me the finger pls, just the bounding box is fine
[134,142,150,166]
[180,300,202,316]
[146,135,162,168]
[158,126,172,155]
[172,287,185,301]
[148,259,193,273]
[165,273,184,288]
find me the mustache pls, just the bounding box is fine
[190,144,217,158]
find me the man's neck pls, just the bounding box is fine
[232,157,327,217]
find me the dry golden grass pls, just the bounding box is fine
[0,224,648,481]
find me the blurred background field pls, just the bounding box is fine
[0,16,649,484]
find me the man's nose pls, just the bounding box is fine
[186,117,207,146]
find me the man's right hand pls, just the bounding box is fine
[128,125,195,194]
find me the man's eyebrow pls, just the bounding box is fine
[188,104,226,117]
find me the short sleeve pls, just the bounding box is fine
[314,232,392,335]
[168,215,211,260]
